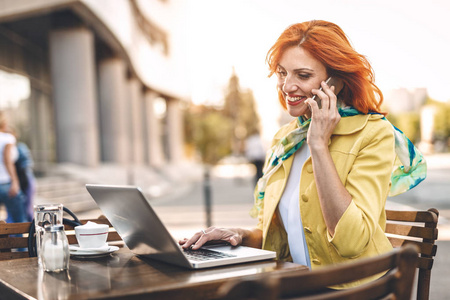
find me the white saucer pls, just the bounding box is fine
[69,244,119,257]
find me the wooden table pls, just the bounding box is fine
[0,248,308,300]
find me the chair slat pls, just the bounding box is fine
[0,252,29,260]
[386,210,438,223]
[387,237,437,256]
[417,257,434,270]
[309,273,397,300]
[0,237,29,249]
[0,215,122,261]
[67,235,78,244]
[385,223,438,240]
[0,222,32,235]
[107,232,121,242]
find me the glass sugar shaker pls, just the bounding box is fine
[41,224,70,272]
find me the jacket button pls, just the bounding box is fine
[306,164,313,173]
[301,194,308,202]
[304,227,312,233]
[312,258,321,265]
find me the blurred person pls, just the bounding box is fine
[180,20,426,288]
[6,126,35,222]
[0,111,26,223]
[245,129,266,186]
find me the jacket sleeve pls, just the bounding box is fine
[327,120,395,257]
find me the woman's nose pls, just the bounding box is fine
[282,75,297,93]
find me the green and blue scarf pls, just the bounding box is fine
[250,107,427,218]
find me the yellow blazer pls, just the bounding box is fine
[255,114,395,287]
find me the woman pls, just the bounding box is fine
[0,111,26,223]
[5,127,36,222]
[180,20,426,287]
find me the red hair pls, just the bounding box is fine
[266,20,385,114]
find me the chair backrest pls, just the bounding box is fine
[385,208,439,300]
[0,215,122,260]
[216,244,419,300]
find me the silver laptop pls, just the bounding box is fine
[85,184,276,269]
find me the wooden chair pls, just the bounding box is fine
[385,208,439,300]
[216,244,419,300]
[0,215,122,260]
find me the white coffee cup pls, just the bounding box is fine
[75,221,109,249]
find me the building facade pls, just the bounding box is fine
[0,0,188,177]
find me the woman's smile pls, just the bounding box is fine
[286,94,307,106]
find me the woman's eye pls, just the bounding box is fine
[297,73,311,80]
[276,70,287,77]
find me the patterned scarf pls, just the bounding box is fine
[250,107,427,218]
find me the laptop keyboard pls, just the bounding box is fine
[183,248,237,261]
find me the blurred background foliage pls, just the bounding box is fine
[184,107,233,165]
[426,98,450,140]
[387,97,450,148]
[184,72,261,165]
[386,112,421,143]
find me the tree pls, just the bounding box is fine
[184,104,233,165]
[223,70,260,155]
[184,70,261,164]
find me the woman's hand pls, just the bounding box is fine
[179,227,263,250]
[8,180,19,197]
[179,227,243,250]
[4,143,20,197]
[305,81,341,150]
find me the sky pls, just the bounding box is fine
[179,0,450,140]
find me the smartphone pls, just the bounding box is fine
[312,76,344,108]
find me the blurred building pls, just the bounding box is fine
[0,0,189,179]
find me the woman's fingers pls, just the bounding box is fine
[311,81,338,111]
[229,235,240,246]
[180,230,205,249]
[305,96,319,117]
[179,227,217,249]
[179,227,242,250]
[324,83,341,125]
[329,85,337,108]
[319,81,330,110]
[192,229,213,249]
[8,184,19,197]
[309,81,341,128]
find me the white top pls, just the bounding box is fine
[278,144,311,268]
[0,132,18,184]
